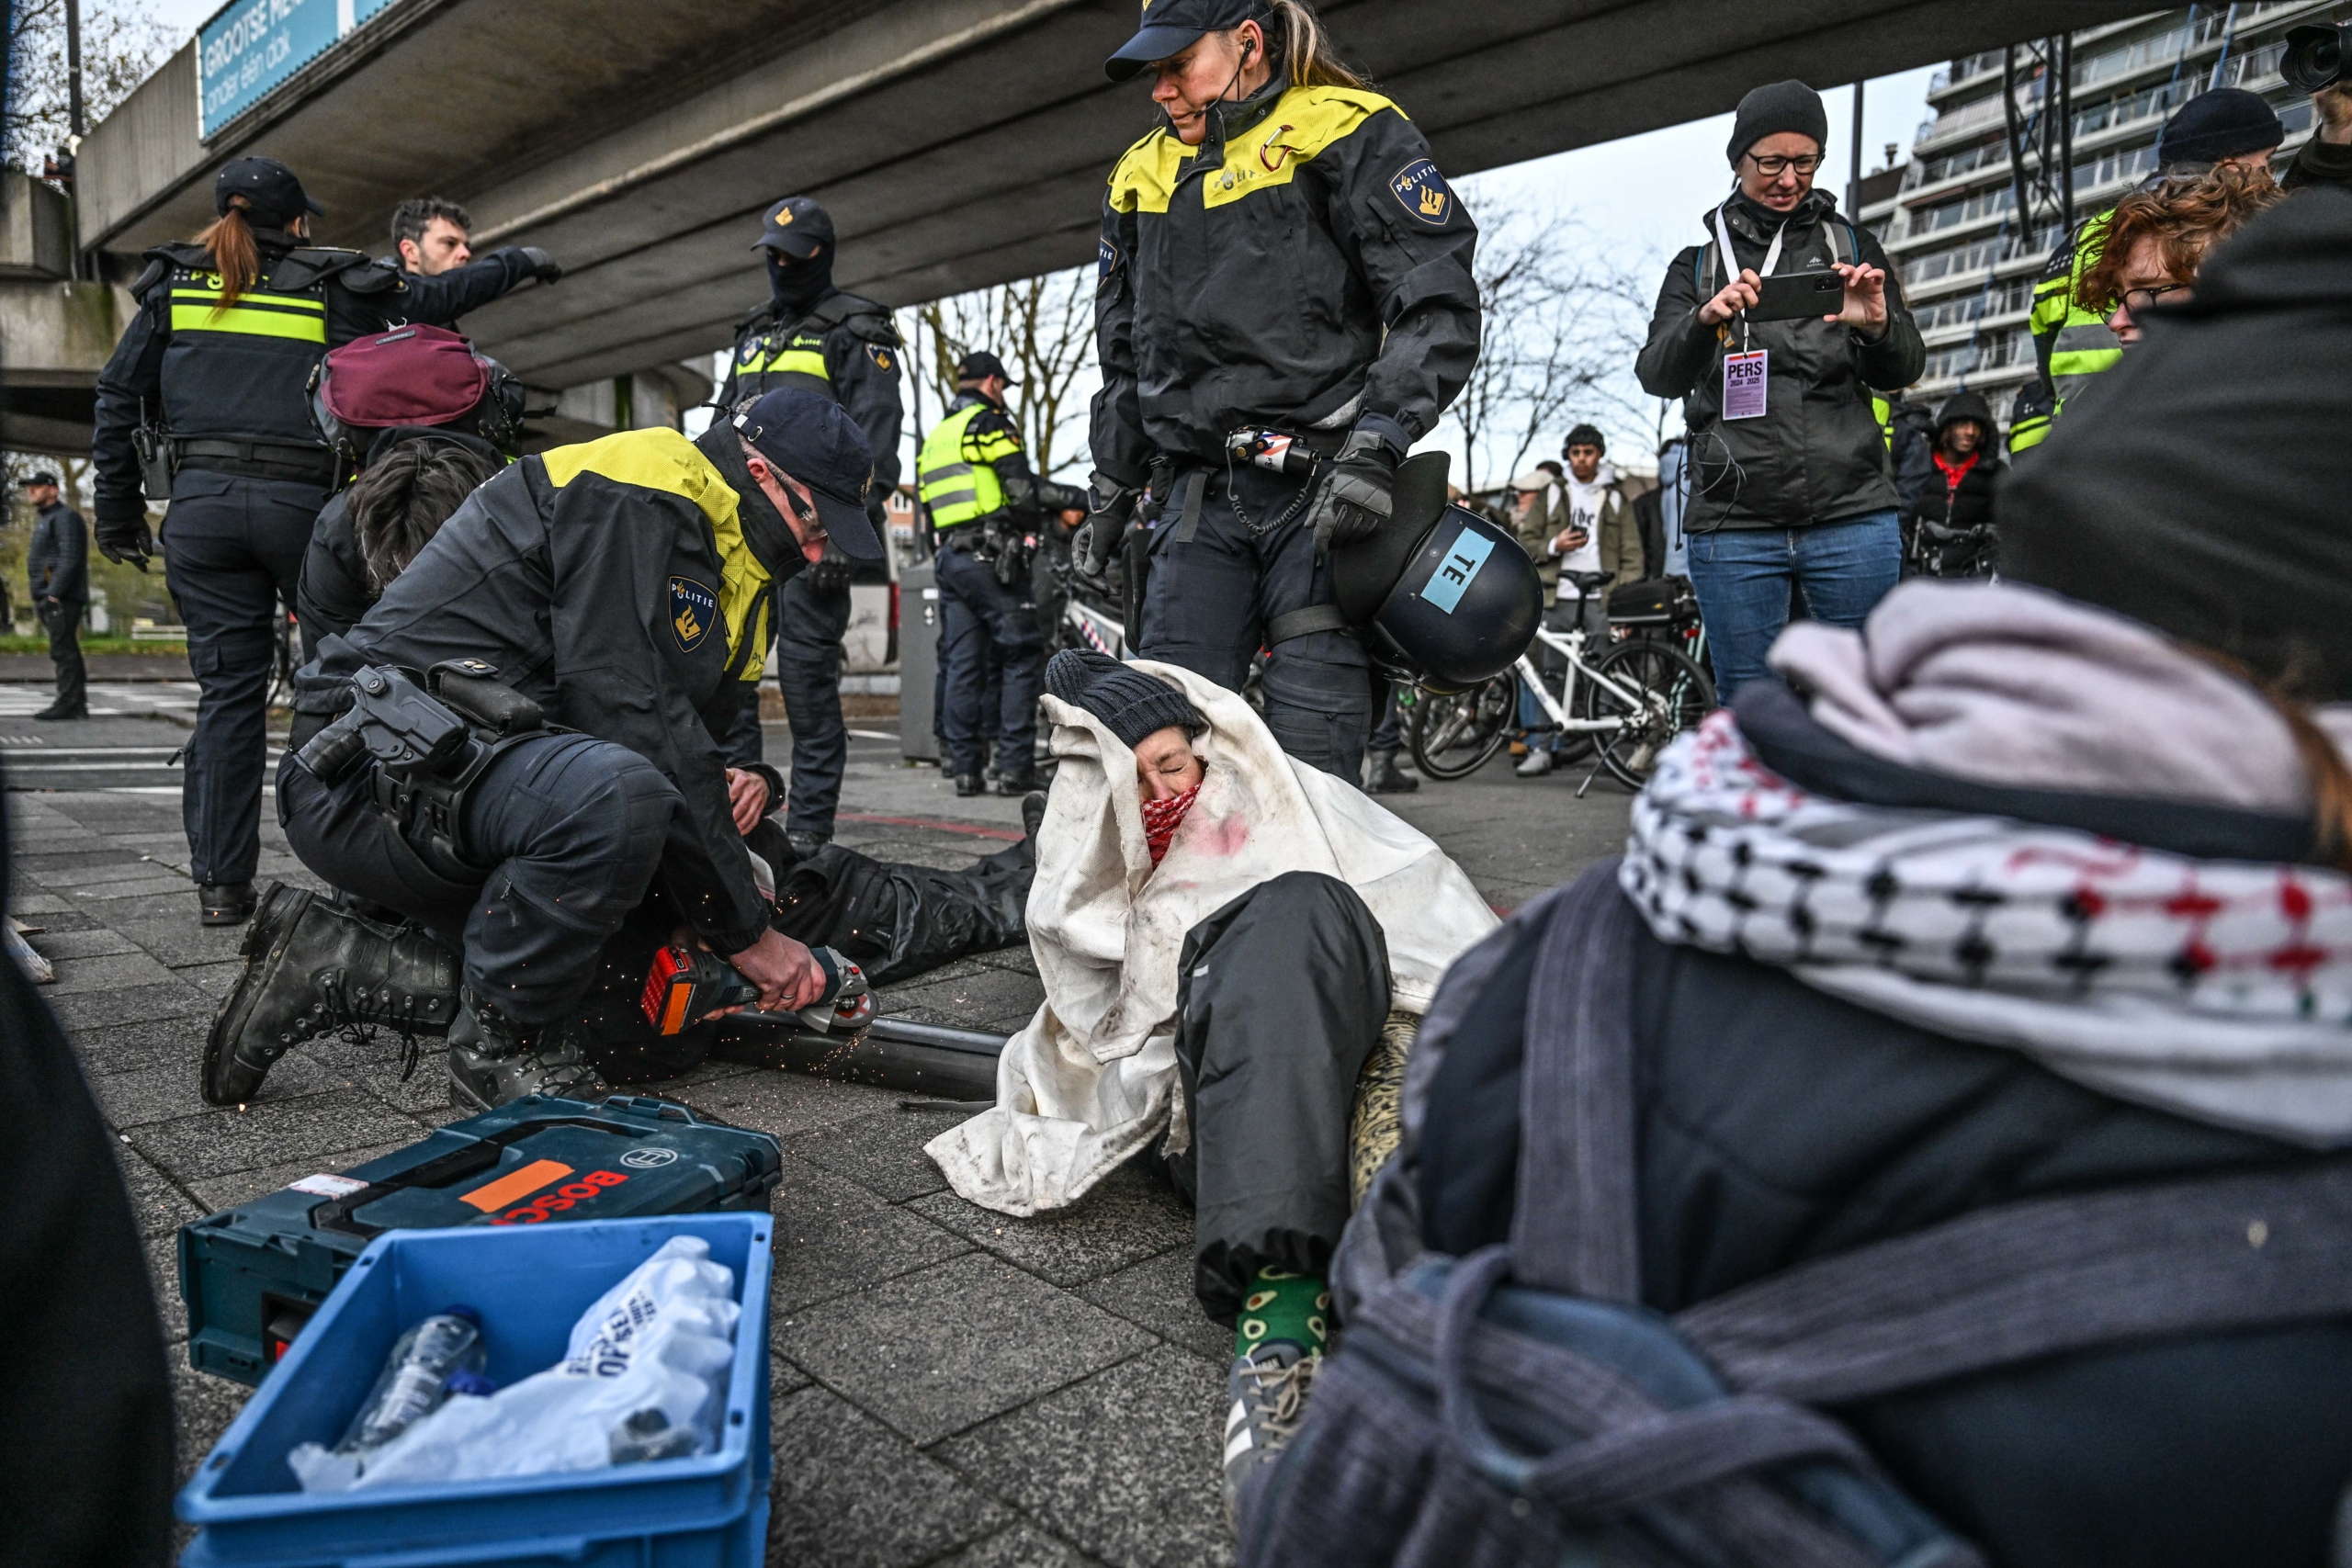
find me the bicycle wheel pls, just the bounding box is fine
[1408,674,1514,781]
[1578,639,1715,790]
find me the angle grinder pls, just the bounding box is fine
[640,942,875,1038]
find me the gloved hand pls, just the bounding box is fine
[1073,472,1137,591]
[517,247,562,285]
[804,539,853,595]
[95,515,153,571]
[1305,427,1397,552]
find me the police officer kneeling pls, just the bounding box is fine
[202,389,885,1111]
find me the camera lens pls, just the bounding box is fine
[2283,24,2349,93]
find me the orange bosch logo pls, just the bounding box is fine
[458,1156,633,1225]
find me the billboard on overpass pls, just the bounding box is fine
[198,0,397,140]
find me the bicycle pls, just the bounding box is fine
[1411,571,1714,791]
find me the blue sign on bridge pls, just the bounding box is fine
[198,0,396,140]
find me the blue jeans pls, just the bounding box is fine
[1685,511,1900,702]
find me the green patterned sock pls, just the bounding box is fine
[1234,1269,1329,1359]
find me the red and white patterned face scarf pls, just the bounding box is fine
[1141,784,1201,867]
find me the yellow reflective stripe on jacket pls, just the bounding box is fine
[2030,209,2117,402]
[2007,410,2053,452]
[539,427,774,680]
[738,331,830,384]
[1108,85,1401,215]
[167,286,326,343]
[917,402,1011,527]
[1871,394,1893,451]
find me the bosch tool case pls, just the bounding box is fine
[178,1094,781,1386]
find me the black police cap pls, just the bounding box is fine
[17,472,59,489]
[1105,0,1270,81]
[956,350,1017,386]
[215,157,322,226]
[732,389,885,560]
[752,196,834,259]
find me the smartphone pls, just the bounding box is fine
[1745,269,1847,323]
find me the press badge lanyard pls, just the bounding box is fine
[1713,202,1783,421]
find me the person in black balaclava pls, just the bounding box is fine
[715,196,906,861]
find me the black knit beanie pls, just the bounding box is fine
[1044,650,1204,749]
[1725,80,1827,165]
[2155,87,2283,169]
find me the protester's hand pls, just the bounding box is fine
[2318,82,2352,146]
[1698,267,1763,325]
[1550,528,1589,556]
[725,767,771,835]
[720,928,827,1016]
[93,516,152,570]
[1830,261,1889,339]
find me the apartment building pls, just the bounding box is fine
[1859,4,2344,430]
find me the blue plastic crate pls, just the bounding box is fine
[176,1214,773,1568]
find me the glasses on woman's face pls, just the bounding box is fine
[1745,152,1824,177]
[2119,281,2192,315]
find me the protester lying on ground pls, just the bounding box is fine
[1242,187,2352,1568]
[926,649,1498,1521]
[1634,79,1925,703]
[2076,162,2281,351]
[1900,388,2001,579]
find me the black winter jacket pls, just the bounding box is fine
[28,500,87,605]
[1091,78,1480,479]
[1636,191,1924,530]
[294,427,800,955]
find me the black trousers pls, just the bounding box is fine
[1164,871,1392,1325]
[937,543,1045,780]
[39,598,86,714]
[1138,464,1373,781]
[1368,676,1404,754]
[163,471,324,886]
[278,732,677,1027]
[774,574,853,840]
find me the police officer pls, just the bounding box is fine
[1077,0,1479,782]
[716,197,903,854]
[21,472,88,721]
[205,389,883,1110]
[88,157,560,927]
[921,350,1082,797]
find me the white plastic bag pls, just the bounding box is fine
[289,1235,740,1492]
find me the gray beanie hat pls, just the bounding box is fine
[1726,80,1828,165]
[1044,650,1204,749]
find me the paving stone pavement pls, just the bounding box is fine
[6,711,1629,1566]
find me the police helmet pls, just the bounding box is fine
[1329,453,1542,694]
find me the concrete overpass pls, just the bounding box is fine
[16,0,2145,453]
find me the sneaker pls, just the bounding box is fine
[200,881,259,926]
[1515,748,1555,778]
[204,885,459,1106]
[1223,1341,1320,1529]
[447,994,609,1113]
[1020,790,1047,844]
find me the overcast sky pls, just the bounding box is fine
[143,0,1935,478]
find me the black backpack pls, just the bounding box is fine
[1238,863,2352,1567]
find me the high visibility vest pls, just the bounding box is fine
[157,254,333,448]
[1871,394,1894,452]
[2016,209,2120,454]
[917,399,1023,529]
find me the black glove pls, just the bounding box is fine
[94,515,153,571]
[1305,428,1397,552]
[1073,472,1137,590]
[517,246,562,285]
[805,539,853,595]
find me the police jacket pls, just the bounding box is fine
[1091,78,1481,481]
[2010,209,2120,454]
[28,500,87,605]
[917,391,1038,536]
[715,288,904,498]
[90,232,540,525]
[295,426,798,955]
[1636,190,1924,531]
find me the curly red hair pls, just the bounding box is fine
[2075,164,2281,314]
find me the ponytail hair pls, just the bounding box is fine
[1264,0,1370,91]
[190,196,264,308]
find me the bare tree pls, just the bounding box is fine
[907,265,1095,479]
[6,0,172,175]
[1447,202,1652,496]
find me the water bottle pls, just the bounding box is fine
[333,1306,489,1455]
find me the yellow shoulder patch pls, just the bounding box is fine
[1108,125,1192,216]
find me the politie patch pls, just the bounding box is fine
[865,342,895,373]
[1099,236,1121,278]
[671,577,718,654]
[1389,159,1455,228]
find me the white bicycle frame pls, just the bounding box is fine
[1514,624,1655,734]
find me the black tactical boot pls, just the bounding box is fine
[954,773,985,797]
[993,770,1042,796]
[204,884,461,1106]
[446,990,610,1113]
[200,881,259,927]
[1363,750,1420,795]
